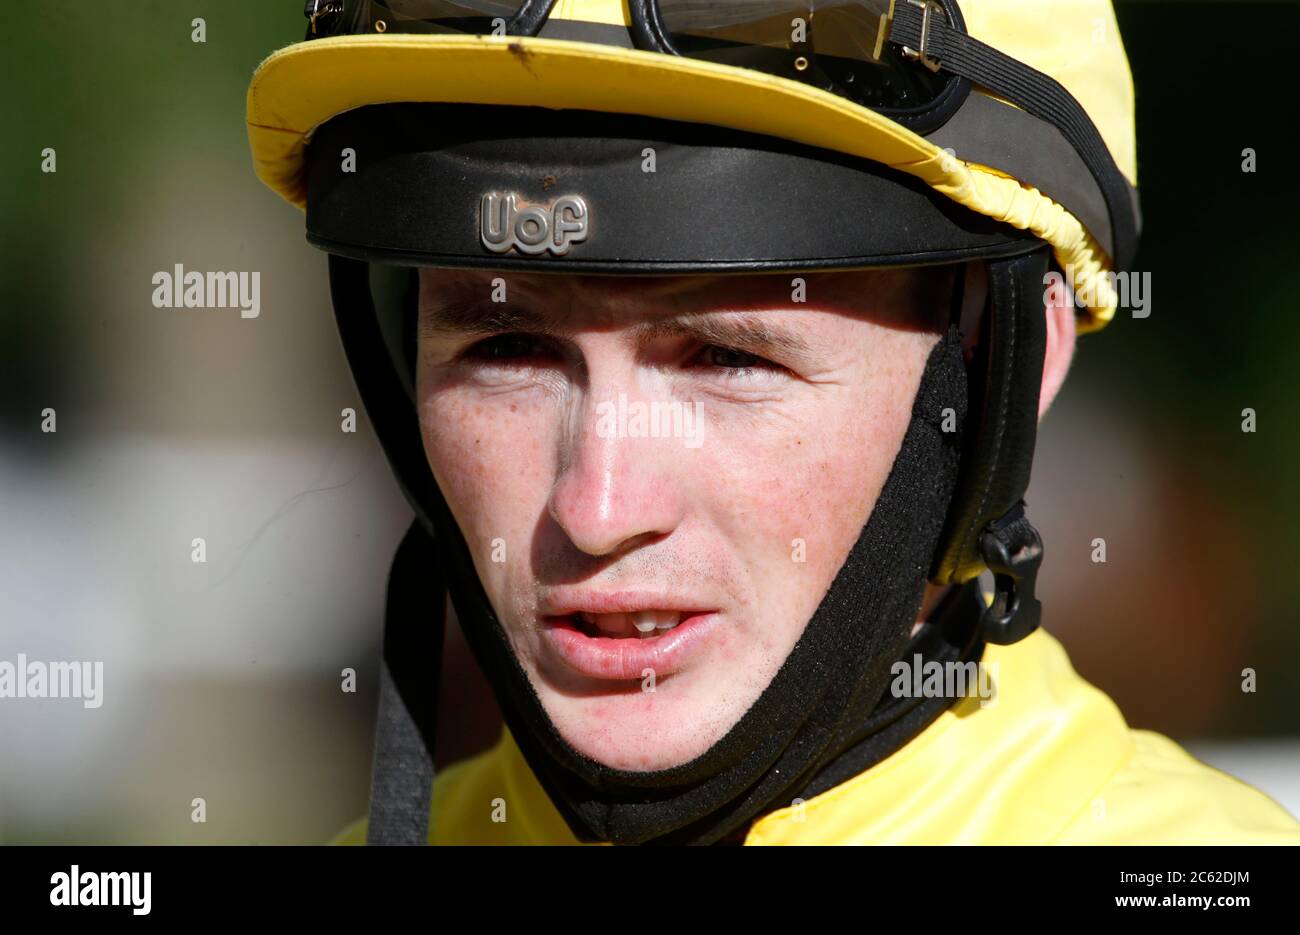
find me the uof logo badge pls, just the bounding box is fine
[480,191,589,256]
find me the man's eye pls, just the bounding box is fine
[697,344,777,373]
[465,333,551,362]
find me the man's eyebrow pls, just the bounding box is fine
[420,295,817,361]
[631,312,815,360]
[418,297,553,339]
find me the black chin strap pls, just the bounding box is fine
[931,247,1050,646]
[793,576,987,807]
[365,522,444,845]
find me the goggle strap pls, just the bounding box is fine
[890,1,1137,270]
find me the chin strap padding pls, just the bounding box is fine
[931,244,1050,645]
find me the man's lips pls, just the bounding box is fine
[534,591,718,680]
[540,611,719,681]
[537,589,722,679]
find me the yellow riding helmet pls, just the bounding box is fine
[247,0,1140,330]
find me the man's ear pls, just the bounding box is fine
[1039,273,1077,420]
[958,261,1077,421]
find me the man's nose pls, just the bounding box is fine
[546,386,687,558]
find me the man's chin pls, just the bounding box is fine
[539,687,739,772]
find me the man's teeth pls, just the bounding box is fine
[578,611,682,637]
[635,610,681,633]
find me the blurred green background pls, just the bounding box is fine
[2,1,1297,844]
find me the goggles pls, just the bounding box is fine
[305,0,962,129]
[301,0,1137,269]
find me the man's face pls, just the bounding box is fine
[415,267,951,771]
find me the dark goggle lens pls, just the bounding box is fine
[655,0,954,111]
[306,0,956,115]
[308,0,527,37]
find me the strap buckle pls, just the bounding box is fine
[977,502,1043,645]
[305,0,344,35]
[899,0,944,72]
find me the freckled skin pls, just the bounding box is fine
[415,267,950,771]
